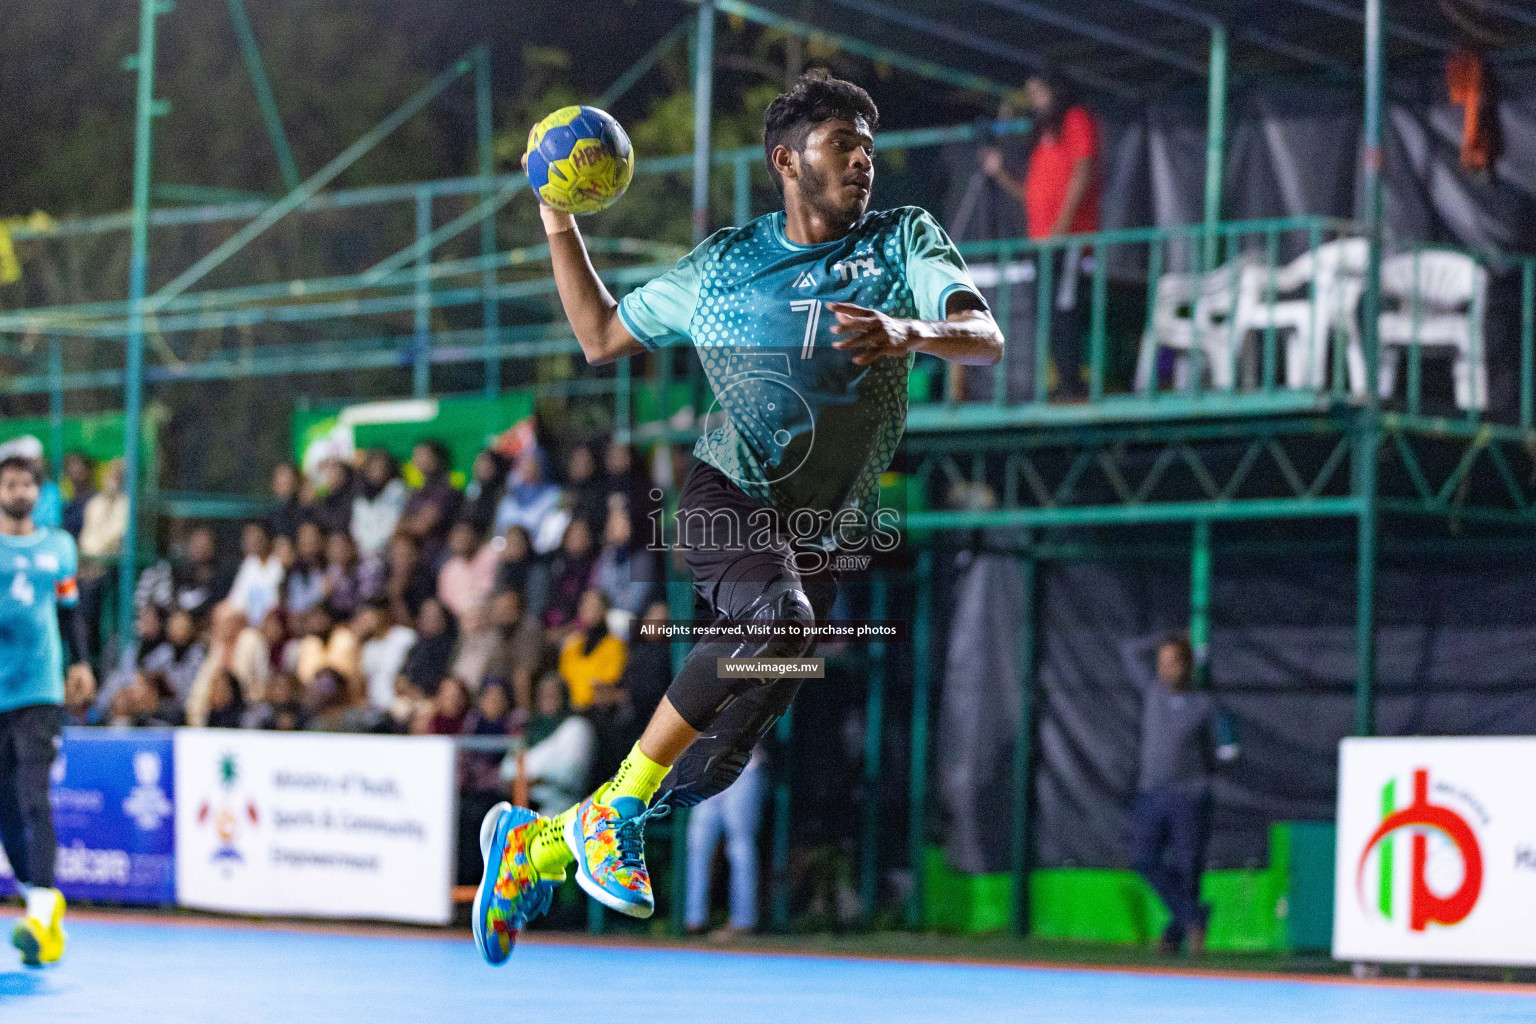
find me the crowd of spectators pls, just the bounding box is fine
[56,435,674,821]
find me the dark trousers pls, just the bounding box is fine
[1128,786,1210,942]
[0,704,62,888]
[1042,248,1089,400]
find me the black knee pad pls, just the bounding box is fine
[753,580,816,660]
[658,677,799,807]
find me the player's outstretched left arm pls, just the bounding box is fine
[58,599,95,701]
[828,292,1002,367]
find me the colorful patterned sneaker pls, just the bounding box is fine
[564,794,671,919]
[472,802,556,966]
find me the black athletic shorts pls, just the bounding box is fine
[0,703,63,770]
[675,460,840,623]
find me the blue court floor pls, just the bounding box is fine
[3,917,1534,1024]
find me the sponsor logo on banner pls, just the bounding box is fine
[1355,767,1484,934]
[0,730,176,905]
[1334,737,1536,966]
[194,751,260,871]
[174,730,456,924]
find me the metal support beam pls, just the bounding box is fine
[1354,0,1385,738]
[1281,0,1454,51]
[860,577,889,926]
[711,0,1013,98]
[475,52,499,399]
[1202,24,1228,272]
[120,0,168,659]
[48,336,64,471]
[1124,0,1354,76]
[974,0,1202,74]
[820,0,1137,99]
[225,0,301,191]
[905,549,934,930]
[148,48,483,310]
[413,189,432,398]
[1009,542,1038,937]
[1190,518,1212,689]
[770,704,794,931]
[733,157,751,228]
[1361,0,1384,415]
[691,2,715,244]
[1354,426,1379,737]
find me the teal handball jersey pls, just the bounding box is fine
[617,206,983,540]
[0,526,79,712]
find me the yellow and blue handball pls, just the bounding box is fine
[526,105,634,215]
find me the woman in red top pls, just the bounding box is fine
[981,75,1100,399]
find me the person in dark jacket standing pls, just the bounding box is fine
[1119,633,1238,956]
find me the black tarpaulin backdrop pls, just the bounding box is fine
[936,553,1536,875]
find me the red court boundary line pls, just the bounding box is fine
[66,909,1536,997]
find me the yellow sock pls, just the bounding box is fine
[527,745,670,878]
[606,742,670,805]
[528,809,578,880]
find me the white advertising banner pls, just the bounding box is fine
[1334,736,1536,965]
[174,730,457,924]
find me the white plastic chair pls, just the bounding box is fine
[1134,271,1217,393]
[1198,238,1369,395]
[1377,251,1489,411]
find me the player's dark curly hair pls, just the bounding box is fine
[763,70,879,195]
[0,455,40,484]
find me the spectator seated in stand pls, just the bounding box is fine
[283,521,327,616]
[242,671,306,731]
[78,457,128,656]
[267,462,305,541]
[383,532,435,624]
[452,589,543,702]
[354,599,416,711]
[463,449,508,535]
[543,518,598,632]
[311,458,355,539]
[490,524,548,622]
[399,439,461,564]
[593,503,659,626]
[226,520,285,627]
[303,667,379,733]
[135,525,230,622]
[108,670,184,728]
[556,588,626,712]
[386,674,430,734]
[61,450,95,539]
[293,604,360,685]
[401,598,456,697]
[351,448,408,564]
[436,520,495,623]
[205,670,247,728]
[423,675,471,735]
[321,530,362,618]
[563,442,607,535]
[494,446,567,555]
[499,673,595,816]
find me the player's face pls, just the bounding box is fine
[792,117,874,226]
[0,466,38,521]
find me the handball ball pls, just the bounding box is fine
[525,105,635,215]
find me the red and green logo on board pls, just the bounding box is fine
[1355,768,1484,932]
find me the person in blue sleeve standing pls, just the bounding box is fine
[471,70,1004,963]
[0,452,95,966]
